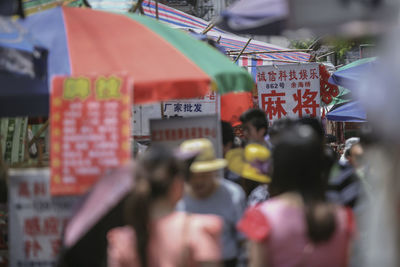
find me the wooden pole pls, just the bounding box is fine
[233,38,252,63]
[202,22,215,34]
[227,49,312,55]
[27,120,49,150]
[155,0,159,20]
[82,0,92,8]
[37,142,43,168]
[238,58,305,64]
[160,102,165,119]
[316,51,335,61]
[130,0,144,14]
[24,126,29,162]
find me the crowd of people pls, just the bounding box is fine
[103,108,371,267]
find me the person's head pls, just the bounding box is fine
[347,143,364,169]
[239,108,269,144]
[126,145,183,267]
[296,117,325,144]
[180,138,227,199]
[270,124,324,198]
[221,120,235,156]
[268,117,294,146]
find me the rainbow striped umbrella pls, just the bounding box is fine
[20,6,253,110]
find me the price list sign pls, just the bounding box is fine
[50,75,132,195]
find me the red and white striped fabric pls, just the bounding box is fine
[89,0,310,65]
[139,0,311,65]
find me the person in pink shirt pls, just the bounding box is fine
[238,124,356,267]
[107,145,223,267]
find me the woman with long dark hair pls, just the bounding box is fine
[238,125,355,267]
[107,145,222,267]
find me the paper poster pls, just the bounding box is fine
[8,168,78,267]
[50,75,132,195]
[150,115,222,157]
[257,63,320,123]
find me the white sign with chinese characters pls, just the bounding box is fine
[163,91,219,118]
[257,63,320,122]
[8,169,78,267]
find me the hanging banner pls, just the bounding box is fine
[8,168,78,267]
[163,91,219,118]
[50,75,132,195]
[150,115,222,157]
[257,63,320,123]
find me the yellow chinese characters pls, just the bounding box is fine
[95,76,122,100]
[63,78,91,100]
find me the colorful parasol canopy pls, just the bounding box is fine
[326,101,366,122]
[20,6,253,109]
[328,57,376,91]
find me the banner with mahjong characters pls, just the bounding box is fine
[257,63,320,123]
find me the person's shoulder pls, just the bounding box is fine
[220,178,244,194]
[220,178,246,200]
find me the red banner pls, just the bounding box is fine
[50,75,132,195]
[221,92,254,127]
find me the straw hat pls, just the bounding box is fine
[226,143,271,183]
[179,138,227,173]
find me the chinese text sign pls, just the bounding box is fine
[257,63,321,122]
[163,91,219,118]
[8,169,78,267]
[150,115,222,158]
[50,75,132,195]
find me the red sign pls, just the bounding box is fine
[50,75,132,195]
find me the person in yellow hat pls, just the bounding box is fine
[226,143,272,206]
[176,138,246,267]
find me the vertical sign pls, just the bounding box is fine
[8,168,78,267]
[257,63,320,123]
[50,75,132,195]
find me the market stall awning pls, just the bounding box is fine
[328,57,376,91]
[90,0,310,64]
[326,101,366,122]
[0,17,48,117]
[18,6,254,116]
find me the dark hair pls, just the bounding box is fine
[296,117,325,143]
[270,125,336,243]
[240,108,269,135]
[221,120,234,147]
[125,145,180,267]
[268,118,294,146]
